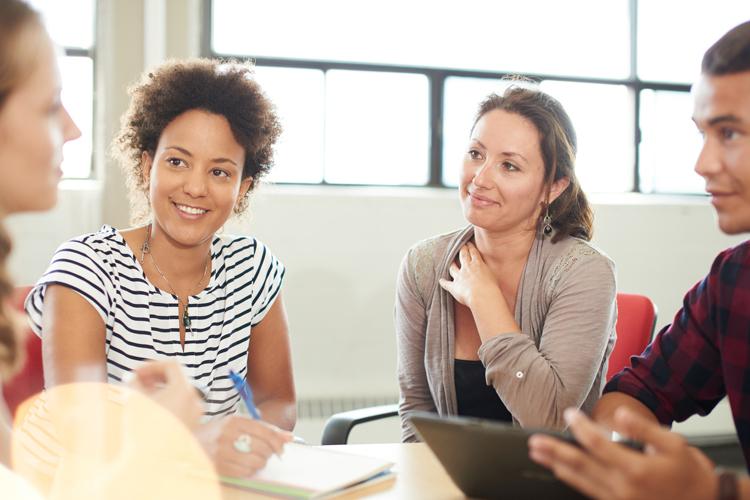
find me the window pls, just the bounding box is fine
[209,0,748,193]
[30,0,95,179]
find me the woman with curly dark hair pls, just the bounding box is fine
[25,58,295,477]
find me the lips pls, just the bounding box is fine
[173,202,209,216]
[468,190,498,206]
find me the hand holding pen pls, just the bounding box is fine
[192,370,293,478]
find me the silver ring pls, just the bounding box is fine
[233,433,252,454]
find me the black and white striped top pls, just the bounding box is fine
[25,225,285,419]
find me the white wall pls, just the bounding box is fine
[7,186,745,442]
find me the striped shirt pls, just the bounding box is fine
[25,224,285,419]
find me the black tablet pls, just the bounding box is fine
[408,412,591,500]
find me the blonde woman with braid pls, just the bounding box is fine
[0,0,204,483]
[0,1,81,468]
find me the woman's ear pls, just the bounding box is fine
[141,152,154,185]
[548,176,571,204]
[236,177,253,210]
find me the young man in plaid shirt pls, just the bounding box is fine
[529,20,750,500]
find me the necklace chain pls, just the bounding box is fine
[139,223,210,331]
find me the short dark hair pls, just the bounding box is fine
[115,58,281,220]
[702,20,750,75]
[473,85,593,242]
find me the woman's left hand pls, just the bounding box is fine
[439,242,502,309]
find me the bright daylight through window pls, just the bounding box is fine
[207,0,748,193]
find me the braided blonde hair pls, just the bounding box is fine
[0,0,44,378]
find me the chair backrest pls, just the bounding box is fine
[606,293,657,381]
[2,286,44,416]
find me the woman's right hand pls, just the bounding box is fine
[196,415,293,477]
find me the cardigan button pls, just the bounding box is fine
[515,371,524,379]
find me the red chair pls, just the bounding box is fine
[607,293,657,381]
[2,286,44,416]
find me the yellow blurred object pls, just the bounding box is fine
[11,382,220,500]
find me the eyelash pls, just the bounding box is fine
[720,127,738,141]
[166,157,185,167]
[468,149,483,160]
[467,150,519,172]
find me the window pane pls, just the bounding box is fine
[59,56,93,179]
[29,0,95,49]
[639,90,703,194]
[324,70,429,185]
[253,67,325,184]
[442,77,515,187]
[540,81,634,193]
[638,1,748,83]
[212,0,630,78]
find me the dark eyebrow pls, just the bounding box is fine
[165,146,193,157]
[708,114,740,126]
[164,146,238,166]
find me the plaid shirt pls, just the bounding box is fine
[605,241,750,470]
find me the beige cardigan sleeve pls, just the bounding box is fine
[478,250,617,430]
[395,249,436,443]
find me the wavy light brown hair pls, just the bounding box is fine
[473,85,593,243]
[0,0,44,378]
[114,58,282,223]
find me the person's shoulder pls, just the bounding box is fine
[715,239,750,262]
[55,224,124,257]
[214,233,278,265]
[399,227,467,297]
[709,239,750,278]
[544,235,616,284]
[405,226,467,268]
[547,235,613,264]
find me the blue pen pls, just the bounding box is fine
[228,369,261,419]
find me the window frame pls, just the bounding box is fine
[202,0,694,193]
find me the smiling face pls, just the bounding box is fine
[0,25,80,215]
[143,109,252,249]
[459,109,567,235]
[693,71,750,235]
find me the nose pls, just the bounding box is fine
[472,160,493,188]
[183,167,208,197]
[694,135,721,180]
[61,105,81,142]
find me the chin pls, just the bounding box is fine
[716,214,750,235]
[27,192,57,213]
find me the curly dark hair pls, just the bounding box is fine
[473,84,593,243]
[114,58,282,221]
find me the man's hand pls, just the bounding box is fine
[528,407,719,500]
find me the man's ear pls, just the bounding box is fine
[141,151,154,185]
[548,176,571,204]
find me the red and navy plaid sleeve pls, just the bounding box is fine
[605,241,750,455]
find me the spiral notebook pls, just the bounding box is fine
[221,443,395,499]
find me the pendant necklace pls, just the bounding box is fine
[139,223,210,331]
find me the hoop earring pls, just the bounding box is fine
[543,206,553,237]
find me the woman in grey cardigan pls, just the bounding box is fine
[397,86,617,442]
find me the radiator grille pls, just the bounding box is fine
[296,396,398,420]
